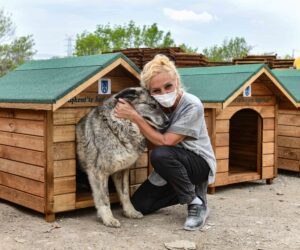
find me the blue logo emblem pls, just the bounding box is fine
[101,80,109,94]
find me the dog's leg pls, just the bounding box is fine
[87,170,121,227]
[112,169,143,219]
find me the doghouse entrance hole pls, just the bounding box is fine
[76,167,118,206]
[229,109,262,175]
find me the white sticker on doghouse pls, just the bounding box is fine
[98,79,111,94]
[243,85,251,97]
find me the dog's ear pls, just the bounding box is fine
[115,88,138,102]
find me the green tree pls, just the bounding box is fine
[74,20,196,56]
[0,9,35,76]
[203,37,253,62]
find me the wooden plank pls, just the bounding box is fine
[257,116,262,174]
[75,191,119,209]
[274,103,279,177]
[135,153,148,168]
[75,192,94,209]
[45,111,54,218]
[262,166,274,179]
[53,125,75,142]
[213,172,228,186]
[215,146,229,160]
[262,142,275,155]
[0,144,46,166]
[53,160,76,178]
[53,142,76,160]
[0,184,44,213]
[263,130,274,142]
[53,107,91,125]
[251,82,273,95]
[84,76,137,93]
[278,109,300,115]
[0,102,52,110]
[53,193,76,212]
[263,118,275,130]
[262,154,274,167]
[278,136,300,149]
[216,133,229,147]
[210,109,216,152]
[278,113,300,126]
[0,158,44,182]
[278,158,299,172]
[0,117,44,136]
[203,103,222,109]
[0,131,44,151]
[226,172,261,185]
[204,109,210,117]
[216,159,228,173]
[216,106,275,120]
[278,147,300,160]
[230,96,275,106]
[62,92,108,108]
[278,125,300,137]
[0,109,45,120]
[130,168,148,185]
[216,120,229,133]
[0,171,44,197]
[54,176,76,195]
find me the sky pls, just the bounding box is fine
[1,0,300,59]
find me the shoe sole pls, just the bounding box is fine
[183,207,210,231]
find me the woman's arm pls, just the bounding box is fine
[114,98,185,146]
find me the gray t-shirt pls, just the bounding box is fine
[148,92,216,185]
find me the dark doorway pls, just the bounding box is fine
[229,109,262,174]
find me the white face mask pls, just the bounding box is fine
[152,90,177,108]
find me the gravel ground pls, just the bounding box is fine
[0,171,299,250]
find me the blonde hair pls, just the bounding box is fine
[141,54,183,91]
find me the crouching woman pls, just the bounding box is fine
[114,54,216,231]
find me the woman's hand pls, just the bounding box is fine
[114,98,139,122]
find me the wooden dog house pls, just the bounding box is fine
[178,64,297,193]
[0,53,150,221]
[272,69,300,175]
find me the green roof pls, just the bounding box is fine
[0,53,140,104]
[178,64,266,103]
[272,69,300,102]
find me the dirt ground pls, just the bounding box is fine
[1,171,299,250]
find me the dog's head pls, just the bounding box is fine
[115,87,169,129]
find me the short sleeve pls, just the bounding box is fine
[167,103,203,139]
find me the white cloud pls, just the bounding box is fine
[163,8,216,22]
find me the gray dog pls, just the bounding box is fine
[76,87,168,227]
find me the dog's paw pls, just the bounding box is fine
[103,217,121,228]
[123,209,143,219]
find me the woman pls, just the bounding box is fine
[114,54,216,231]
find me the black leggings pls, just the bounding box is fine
[131,146,210,214]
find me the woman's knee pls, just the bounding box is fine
[150,146,174,168]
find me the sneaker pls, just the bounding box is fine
[183,204,209,231]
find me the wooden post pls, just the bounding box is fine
[274,103,278,178]
[45,111,55,222]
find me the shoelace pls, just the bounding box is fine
[188,205,201,217]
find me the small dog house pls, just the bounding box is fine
[178,64,297,193]
[0,53,149,221]
[272,69,300,175]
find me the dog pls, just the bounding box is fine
[76,87,168,227]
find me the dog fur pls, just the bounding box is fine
[76,87,168,227]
